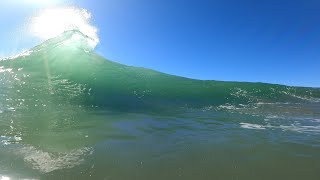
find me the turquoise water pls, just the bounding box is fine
[0,30,320,179]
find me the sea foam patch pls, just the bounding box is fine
[19,146,93,173]
[240,123,266,130]
[240,121,320,134]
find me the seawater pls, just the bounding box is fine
[0,30,320,180]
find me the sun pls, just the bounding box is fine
[29,7,99,47]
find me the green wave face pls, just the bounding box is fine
[1,30,320,179]
[1,30,319,113]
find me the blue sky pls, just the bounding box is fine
[0,0,319,87]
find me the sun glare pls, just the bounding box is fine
[23,0,63,5]
[30,7,99,47]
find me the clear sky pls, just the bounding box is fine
[1,0,319,87]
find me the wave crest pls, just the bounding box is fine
[30,6,99,48]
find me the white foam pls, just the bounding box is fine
[281,90,320,103]
[279,125,320,133]
[0,175,10,180]
[217,104,239,110]
[0,67,13,73]
[240,121,320,134]
[240,123,266,130]
[0,50,33,61]
[265,115,281,119]
[312,119,320,123]
[19,146,93,173]
[0,135,22,145]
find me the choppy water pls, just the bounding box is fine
[1,30,320,180]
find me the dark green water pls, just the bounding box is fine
[1,30,320,180]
